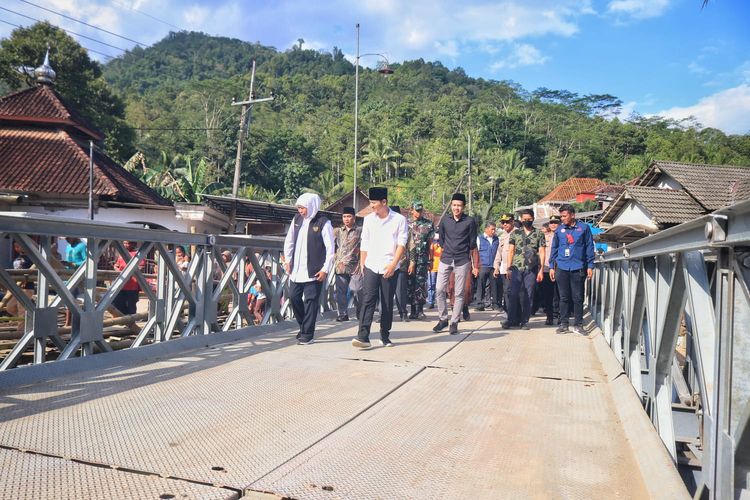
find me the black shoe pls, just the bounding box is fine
[433,319,449,332]
[335,315,344,322]
[520,323,530,330]
[462,305,470,321]
[556,324,570,335]
[501,321,516,330]
[428,303,435,310]
[545,316,553,326]
[449,322,459,335]
[408,311,419,320]
[475,305,485,311]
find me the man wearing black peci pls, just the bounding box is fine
[352,187,408,349]
[433,193,479,335]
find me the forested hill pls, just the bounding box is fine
[98,30,749,215]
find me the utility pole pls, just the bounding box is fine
[467,132,472,214]
[229,59,274,230]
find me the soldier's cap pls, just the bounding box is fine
[499,213,514,222]
[411,200,424,211]
[549,215,562,224]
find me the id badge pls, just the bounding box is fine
[564,248,571,257]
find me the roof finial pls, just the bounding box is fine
[34,45,56,85]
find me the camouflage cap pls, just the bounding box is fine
[411,200,424,211]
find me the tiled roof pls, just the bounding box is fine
[0,85,103,140]
[539,177,606,203]
[600,186,703,225]
[639,160,750,211]
[0,127,169,206]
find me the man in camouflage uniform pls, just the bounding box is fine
[503,208,546,330]
[406,201,435,320]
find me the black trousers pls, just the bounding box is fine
[508,268,538,325]
[113,290,139,315]
[394,268,408,315]
[475,266,496,307]
[335,273,359,316]
[358,267,398,342]
[556,268,585,327]
[289,280,323,342]
[539,272,558,318]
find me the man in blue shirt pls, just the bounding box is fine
[549,204,595,336]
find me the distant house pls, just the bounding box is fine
[538,177,607,206]
[598,160,750,244]
[519,177,608,222]
[325,189,370,214]
[0,52,227,235]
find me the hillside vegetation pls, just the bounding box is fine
[3,27,749,216]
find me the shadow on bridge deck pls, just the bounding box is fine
[0,309,679,499]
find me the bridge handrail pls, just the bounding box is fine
[0,212,340,372]
[589,199,750,499]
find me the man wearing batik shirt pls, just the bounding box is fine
[333,206,361,322]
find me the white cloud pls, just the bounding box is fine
[607,0,670,19]
[657,84,750,135]
[490,43,548,71]
[434,40,459,58]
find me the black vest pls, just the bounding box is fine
[291,212,329,278]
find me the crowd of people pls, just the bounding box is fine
[284,187,596,348]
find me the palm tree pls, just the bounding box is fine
[307,170,346,205]
[361,138,397,182]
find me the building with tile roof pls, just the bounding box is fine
[0,53,229,235]
[598,160,750,244]
[538,177,607,205]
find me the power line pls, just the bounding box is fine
[0,17,116,59]
[0,6,127,52]
[109,0,182,31]
[17,0,146,46]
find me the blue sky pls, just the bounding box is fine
[1,0,748,134]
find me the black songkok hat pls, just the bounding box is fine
[342,206,356,216]
[369,186,388,201]
[451,193,466,203]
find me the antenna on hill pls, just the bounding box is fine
[229,59,275,231]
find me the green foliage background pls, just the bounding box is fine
[2,26,749,216]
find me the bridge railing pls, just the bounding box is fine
[589,200,750,499]
[0,212,338,371]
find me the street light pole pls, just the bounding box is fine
[353,23,360,210]
[352,24,393,211]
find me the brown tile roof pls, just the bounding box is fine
[600,186,703,225]
[539,177,606,203]
[0,127,169,206]
[0,85,103,141]
[639,160,750,211]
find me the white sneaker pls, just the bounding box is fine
[572,326,587,336]
[351,338,372,349]
[297,338,314,345]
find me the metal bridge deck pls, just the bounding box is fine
[0,311,660,499]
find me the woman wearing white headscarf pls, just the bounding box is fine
[283,192,335,344]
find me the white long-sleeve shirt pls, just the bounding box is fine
[360,209,408,274]
[283,218,335,283]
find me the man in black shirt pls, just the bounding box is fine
[433,193,479,335]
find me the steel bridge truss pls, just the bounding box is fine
[0,213,336,371]
[590,200,750,499]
